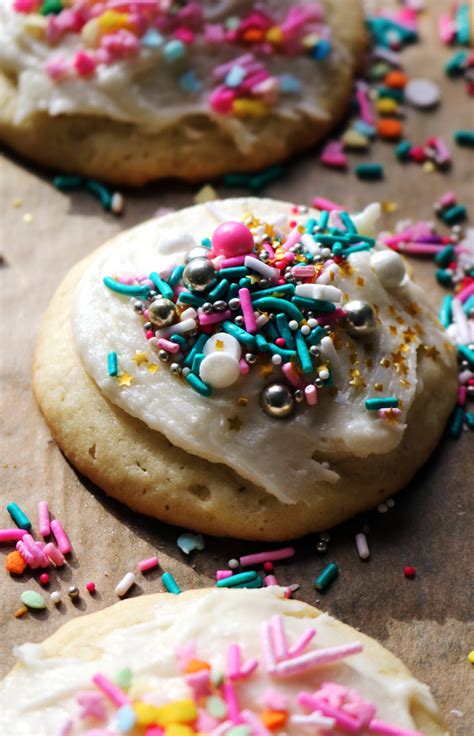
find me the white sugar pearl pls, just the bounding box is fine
[228,558,239,569]
[288,320,298,331]
[271,354,282,365]
[300,325,311,336]
[307,318,318,329]
[319,368,329,380]
[50,591,61,604]
[370,250,406,288]
[405,78,440,109]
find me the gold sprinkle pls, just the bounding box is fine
[396,316,405,325]
[116,372,133,387]
[227,416,243,431]
[423,345,441,360]
[11,199,23,208]
[403,327,417,343]
[382,201,398,213]
[400,379,411,387]
[356,276,365,287]
[237,397,248,407]
[15,605,28,618]
[193,184,217,204]
[147,363,159,374]
[132,351,148,366]
[365,358,374,368]
[389,325,398,336]
[388,306,397,317]
[349,369,366,390]
[374,383,384,392]
[215,339,224,351]
[380,358,390,368]
[259,363,274,378]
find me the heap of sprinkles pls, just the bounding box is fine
[12,0,332,117]
[103,208,411,421]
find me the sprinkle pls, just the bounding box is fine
[177,533,205,554]
[314,562,339,591]
[92,673,130,707]
[138,556,159,572]
[6,502,32,530]
[355,533,370,560]
[115,571,136,597]
[107,351,118,377]
[228,558,239,569]
[86,581,96,593]
[14,605,28,618]
[273,641,362,677]
[5,550,28,574]
[44,542,65,566]
[365,397,399,410]
[37,501,51,536]
[454,130,474,147]
[50,591,61,604]
[0,528,28,543]
[50,519,72,554]
[403,566,416,579]
[404,78,440,108]
[103,276,149,297]
[39,573,50,585]
[355,163,384,180]
[217,571,258,588]
[468,651,474,664]
[21,590,47,609]
[162,571,181,594]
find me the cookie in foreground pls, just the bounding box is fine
[0,0,366,184]
[0,587,449,735]
[33,198,458,540]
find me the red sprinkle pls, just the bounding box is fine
[263,561,274,572]
[39,573,50,585]
[403,566,416,579]
[86,581,96,593]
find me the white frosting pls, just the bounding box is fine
[0,0,348,153]
[71,198,452,504]
[0,588,440,735]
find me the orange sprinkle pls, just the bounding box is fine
[377,118,403,140]
[15,605,28,618]
[242,28,264,43]
[6,550,28,575]
[184,659,211,674]
[261,710,287,729]
[384,70,408,89]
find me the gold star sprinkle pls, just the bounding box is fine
[227,416,243,431]
[400,378,411,388]
[259,363,274,378]
[375,383,384,392]
[406,302,421,318]
[380,357,390,368]
[423,345,441,361]
[389,325,398,336]
[349,369,366,390]
[356,276,365,287]
[147,363,159,374]
[365,358,374,368]
[132,351,148,366]
[215,339,224,351]
[117,372,134,387]
[403,327,417,344]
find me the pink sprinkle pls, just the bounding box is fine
[292,265,315,278]
[0,528,28,543]
[138,556,159,572]
[317,308,345,326]
[356,80,375,125]
[45,55,69,81]
[282,362,306,388]
[304,385,317,406]
[312,196,343,211]
[222,682,241,723]
[287,628,317,658]
[239,547,295,567]
[174,27,194,44]
[239,358,250,375]
[320,140,347,169]
[238,288,257,334]
[50,519,72,555]
[369,721,422,736]
[263,574,278,586]
[185,669,210,699]
[216,570,233,581]
[242,710,272,736]
[44,542,65,567]
[298,692,364,731]
[261,621,277,673]
[456,282,474,303]
[92,673,130,707]
[157,338,180,353]
[13,0,38,11]
[38,501,51,537]
[439,191,457,208]
[269,615,288,660]
[198,309,231,326]
[210,86,235,114]
[262,688,289,711]
[227,643,241,680]
[274,641,363,677]
[397,242,445,256]
[54,718,73,736]
[20,534,49,567]
[74,50,96,77]
[438,14,455,45]
[283,226,302,251]
[219,256,247,268]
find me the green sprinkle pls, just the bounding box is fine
[178,291,206,308]
[21,590,47,609]
[207,278,228,302]
[365,397,399,410]
[292,296,336,313]
[295,330,313,374]
[53,175,83,190]
[162,572,181,594]
[85,180,112,210]
[222,321,256,349]
[186,373,211,397]
[218,267,248,279]
[355,163,384,180]
[40,0,62,14]
[115,668,132,689]
[276,313,295,349]
[149,271,174,300]
[184,333,208,368]
[103,277,149,297]
[314,562,339,592]
[217,571,258,588]
[438,295,453,328]
[168,265,185,287]
[454,130,474,148]
[7,503,31,530]
[440,205,467,226]
[107,351,118,377]
[253,297,304,323]
[448,406,464,439]
[434,245,455,267]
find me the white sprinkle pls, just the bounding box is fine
[111,192,124,215]
[386,498,395,508]
[115,572,136,597]
[256,314,269,328]
[355,532,370,560]
[245,255,279,281]
[451,298,471,345]
[292,714,336,728]
[295,284,342,302]
[155,317,197,338]
[180,307,197,321]
[405,78,440,109]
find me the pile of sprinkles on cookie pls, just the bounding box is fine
[33,197,459,540]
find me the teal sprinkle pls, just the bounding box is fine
[141,28,163,49]
[305,218,317,234]
[339,211,356,233]
[53,174,83,191]
[250,284,295,300]
[465,412,474,430]
[7,502,32,531]
[107,351,118,377]
[448,406,464,439]
[222,173,253,187]
[103,277,150,297]
[162,572,181,594]
[438,295,453,328]
[253,296,304,323]
[231,576,263,589]
[179,70,202,94]
[445,51,468,77]
[170,334,186,347]
[454,130,474,148]
[222,321,256,349]
[192,353,205,374]
[435,268,453,288]
[314,562,339,591]
[178,291,206,308]
[355,163,384,180]
[332,243,343,256]
[218,267,248,279]
[377,86,404,102]
[307,325,325,345]
[456,2,470,45]
[344,243,373,256]
[292,296,336,313]
[184,333,208,368]
[396,140,412,161]
[365,397,399,410]
[239,277,253,289]
[317,233,351,246]
[276,313,295,349]
[216,571,257,588]
[86,180,112,210]
[163,39,186,62]
[268,344,296,360]
[248,165,285,192]
[149,271,174,300]
[186,372,211,397]
[440,205,467,226]
[458,345,474,367]
[168,265,185,287]
[295,330,313,374]
[228,283,240,300]
[255,334,270,352]
[201,238,212,248]
[208,278,228,302]
[262,320,279,342]
[434,245,455,267]
[317,211,329,231]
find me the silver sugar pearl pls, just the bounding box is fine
[229,298,240,310]
[148,290,157,298]
[309,346,319,357]
[148,297,177,328]
[68,586,80,600]
[158,349,170,363]
[320,532,331,542]
[202,302,213,314]
[294,389,304,403]
[170,362,181,375]
[245,353,256,364]
[184,246,211,263]
[316,541,328,554]
[182,257,215,292]
[260,382,295,419]
[213,300,227,312]
[314,378,323,388]
[260,251,270,262]
[343,300,377,337]
[133,300,144,312]
[234,315,245,327]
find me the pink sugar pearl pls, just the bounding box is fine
[211,222,254,258]
[86,581,96,593]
